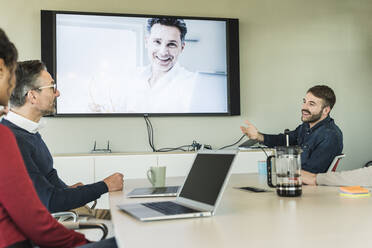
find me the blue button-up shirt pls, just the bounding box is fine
[263,116,343,173]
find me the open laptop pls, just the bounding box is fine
[127,186,180,198]
[118,150,237,221]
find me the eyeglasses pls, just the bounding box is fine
[37,84,57,93]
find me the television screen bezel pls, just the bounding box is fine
[41,10,240,117]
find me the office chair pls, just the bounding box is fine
[52,200,108,240]
[327,154,345,172]
[63,221,108,240]
[52,211,78,222]
[51,199,98,222]
[53,211,109,241]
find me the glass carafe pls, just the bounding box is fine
[267,146,302,197]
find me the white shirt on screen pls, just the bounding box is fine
[125,63,198,113]
[88,63,198,113]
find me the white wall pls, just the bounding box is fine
[1,0,372,171]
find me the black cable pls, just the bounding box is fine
[149,117,155,150]
[143,115,196,152]
[218,134,246,150]
[157,145,191,152]
[258,146,269,158]
[144,115,156,152]
[218,133,270,159]
[144,116,152,151]
[144,116,271,157]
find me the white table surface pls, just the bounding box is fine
[109,174,372,248]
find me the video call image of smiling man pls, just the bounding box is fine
[89,18,199,114]
[124,18,198,113]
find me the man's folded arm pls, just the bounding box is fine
[16,139,109,212]
[29,170,108,212]
[47,181,108,213]
[302,132,342,173]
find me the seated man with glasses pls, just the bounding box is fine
[1,60,124,217]
[37,83,57,92]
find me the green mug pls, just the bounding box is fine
[147,166,166,187]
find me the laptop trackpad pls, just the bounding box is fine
[119,203,165,218]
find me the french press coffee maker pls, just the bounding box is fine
[266,130,302,197]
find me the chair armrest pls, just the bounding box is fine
[89,200,97,210]
[62,221,108,240]
[52,211,78,222]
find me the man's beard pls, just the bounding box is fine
[301,109,323,124]
[41,100,57,116]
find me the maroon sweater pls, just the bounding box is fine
[0,124,88,248]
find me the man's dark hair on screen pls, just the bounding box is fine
[147,18,187,43]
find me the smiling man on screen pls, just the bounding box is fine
[89,17,199,114]
[124,17,199,113]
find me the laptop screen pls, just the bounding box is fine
[179,153,235,206]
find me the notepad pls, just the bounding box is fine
[339,186,370,198]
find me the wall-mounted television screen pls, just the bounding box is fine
[41,10,240,116]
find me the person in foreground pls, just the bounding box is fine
[0,28,117,247]
[1,60,123,216]
[240,85,343,173]
[302,167,372,187]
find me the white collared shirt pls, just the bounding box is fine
[87,63,198,113]
[124,63,198,113]
[4,111,45,134]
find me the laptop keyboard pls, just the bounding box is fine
[142,201,199,215]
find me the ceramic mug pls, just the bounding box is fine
[147,166,166,187]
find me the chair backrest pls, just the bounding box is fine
[364,161,372,167]
[327,154,345,172]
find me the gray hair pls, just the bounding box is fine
[10,60,46,107]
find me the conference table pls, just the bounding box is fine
[109,174,372,248]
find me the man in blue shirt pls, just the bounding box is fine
[1,60,124,215]
[240,85,343,173]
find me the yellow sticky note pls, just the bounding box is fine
[339,186,370,194]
